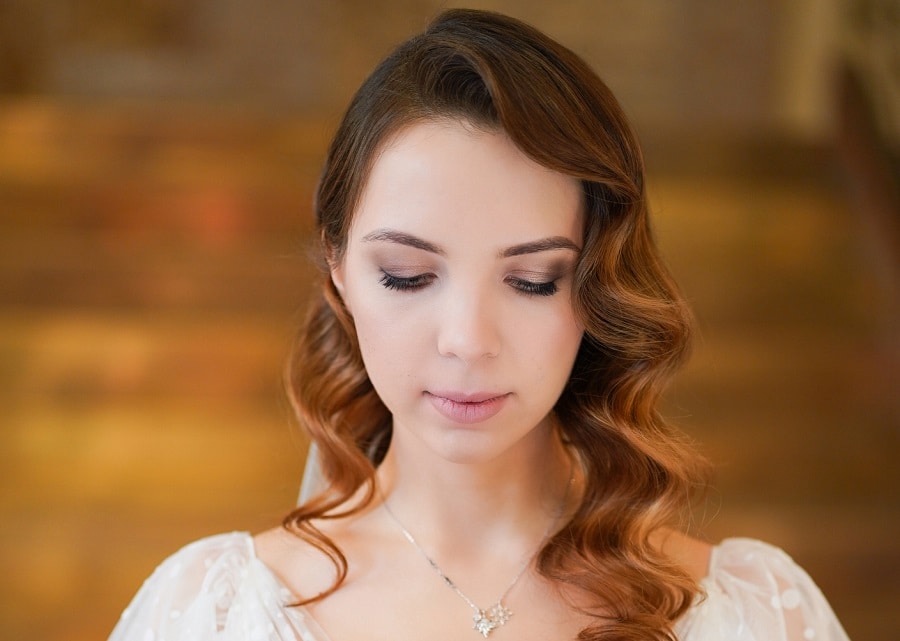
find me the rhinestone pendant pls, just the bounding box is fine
[473,612,497,638]
[488,603,511,626]
[472,603,512,637]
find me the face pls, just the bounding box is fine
[331,120,584,465]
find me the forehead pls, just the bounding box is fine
[350,120,583,245]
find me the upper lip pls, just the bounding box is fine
[426,391,509,403]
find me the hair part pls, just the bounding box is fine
[284,9,710,641]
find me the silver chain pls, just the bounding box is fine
[381,475,572,638]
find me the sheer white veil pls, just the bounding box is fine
[297,442,324,505]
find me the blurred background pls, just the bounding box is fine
[0,1,897,640]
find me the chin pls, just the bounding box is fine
[423,429,527,466]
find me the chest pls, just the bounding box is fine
[298,562,593,641]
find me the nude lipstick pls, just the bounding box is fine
[425,391,510,424]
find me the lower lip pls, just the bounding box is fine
[426,393,510,424]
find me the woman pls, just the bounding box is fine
[108,9,850,641]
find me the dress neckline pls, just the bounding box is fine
[246,533,337,641]
[245,530,722,641]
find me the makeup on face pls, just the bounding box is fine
[332,120,584,463]
[363,230,579,297]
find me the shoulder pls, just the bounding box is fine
[108,532,296,641]
[677,538,851,641]
[132,531,258,601]
[653,528,714,582]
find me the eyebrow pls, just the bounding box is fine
[361,228,581,257]
[500,236,581,257]
[361,229,446,255]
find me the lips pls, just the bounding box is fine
[425,391,510,424]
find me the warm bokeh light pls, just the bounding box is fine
[1,2,897,641]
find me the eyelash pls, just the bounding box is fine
[379,272,434,291]
[379,271,559,297]
[510,278,558,297]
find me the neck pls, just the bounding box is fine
[375,420,574,553]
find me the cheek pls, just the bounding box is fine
[531,309,583,379]
[349,294,425,387]
[352,302,394,362]
[521,301,582,347]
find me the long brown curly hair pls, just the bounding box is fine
[283,9,710,641]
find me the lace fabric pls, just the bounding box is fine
[107,532,851,641]
[681,538,851,641]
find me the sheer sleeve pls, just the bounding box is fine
[677,538,851,641]
[106,532,302,641]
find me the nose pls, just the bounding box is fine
[436,285,501,363]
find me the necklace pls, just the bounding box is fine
[381,477,572,638]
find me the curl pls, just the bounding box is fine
[283,9,711,639]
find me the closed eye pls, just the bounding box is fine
[379,271,435,291]
[508,277,558,297]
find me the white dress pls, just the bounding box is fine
[107,532,851,641]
